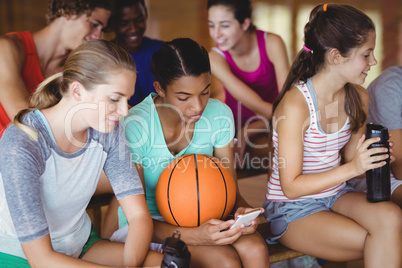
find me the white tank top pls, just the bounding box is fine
[266,79,351,201]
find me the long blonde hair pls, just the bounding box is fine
[14,39,136,140]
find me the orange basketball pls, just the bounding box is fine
[156,154,236,227]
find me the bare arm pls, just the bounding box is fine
[210,74,225,102]
[209,50,273,119]
[21,235,113,268]
[0,36,30,119]
[119,194,153,267]
[275,87,388,199]
[265,33,290,91]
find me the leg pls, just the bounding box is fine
[279,210,366,261]
[187,245,242,268]
[232,232,270,268]
[391,184,402,208]
[81,240,163,267]
[332,192,402,268]
[279,192,402,268]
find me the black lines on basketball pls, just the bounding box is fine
[194,154,201,226]
[204,154,228,220]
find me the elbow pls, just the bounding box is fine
[281,184,302,199]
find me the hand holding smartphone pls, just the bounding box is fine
[230,208,261,229]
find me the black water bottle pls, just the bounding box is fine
[365,123,391,202]
[161,231,191,268]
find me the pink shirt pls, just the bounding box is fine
[213,30,278,130]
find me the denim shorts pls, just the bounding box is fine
[262,186,354,244]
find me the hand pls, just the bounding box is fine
[233,207,263,235]
[351,135,390,176]
[193,218,243,246]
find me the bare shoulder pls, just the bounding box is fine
[0,35,25,68]
[273,86,309,129]
[209,49,231,76]
[209,49,226,65]
[278,86,308,114]
[265,32,285,45]
[265,32,286,49]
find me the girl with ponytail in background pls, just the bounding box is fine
[0,39,162,267]
[264,4,401,267]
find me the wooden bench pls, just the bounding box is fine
[87,193,114,234]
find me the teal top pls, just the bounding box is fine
[119,92,235,227]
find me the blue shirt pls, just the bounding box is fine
[128,37,163,106]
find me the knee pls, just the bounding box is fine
[219,254,242,268]
[189,245,241,268]
[213,248,242,268]
[252,236,270,259]
[235,233,270,260]
[373,202,402,233]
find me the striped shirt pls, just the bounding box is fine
[266,79,351,201]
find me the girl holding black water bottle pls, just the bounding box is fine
[264,3,402,267]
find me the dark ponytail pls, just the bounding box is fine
[273,4,374,132]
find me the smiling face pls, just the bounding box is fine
[208,5,248,51]
[113,3,147,53]
[157,73,211,124]
[83,69,136,133]
[84,7,112,41]
[340,30,377,85]
[66,8,111,50]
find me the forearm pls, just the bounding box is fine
[41,252,111,268]
[152,219,200,246]
[238,93,273,119]
[22,236,111,268]
[124,215,153,266]
[282,162,359,199]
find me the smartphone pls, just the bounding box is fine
[230,208,261,229]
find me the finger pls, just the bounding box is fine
[235,207,247,215]
[356,134,366,150]
[214,232,243,245]
[368,153,389,164]
[367,160,388,170]
[360,137,381,150]
[367,147,389,157]
[241,225,258,235]
[206,218,226,226]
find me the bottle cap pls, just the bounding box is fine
[365,122,388,142]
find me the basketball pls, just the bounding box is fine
[156,154,236,227]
